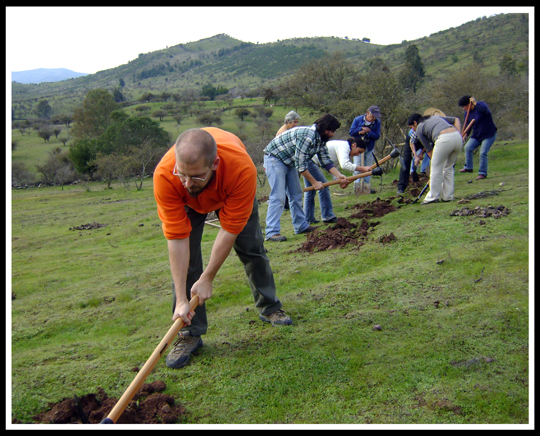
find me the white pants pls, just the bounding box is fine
[424,131,463,202]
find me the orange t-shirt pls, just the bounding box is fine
[153,128,257,240]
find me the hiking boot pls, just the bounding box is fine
[165,332,203,369]
[323,217,338,224]
[266,234,287,242]
[259,309,293,326]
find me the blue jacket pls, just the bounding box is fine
[348,115,381,152]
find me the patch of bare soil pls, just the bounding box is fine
[69,222,106,231]
[296,198,399,252]
[23,381,186,425]
[450,205,510,218]
[463,189,504,200]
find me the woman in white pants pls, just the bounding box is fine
[407,114,462,204]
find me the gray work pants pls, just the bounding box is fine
[172,197,282,336]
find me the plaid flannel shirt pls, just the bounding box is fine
[263,125,335,173]
[409,128,418,146]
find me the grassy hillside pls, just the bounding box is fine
[11,13,529,120]
[372,13,529,77]
[10,138,530,426]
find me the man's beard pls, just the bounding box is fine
[185,173,214,198]
[187,186,204,198]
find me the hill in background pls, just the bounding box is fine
[12,68,88,84]
[10,13,529,119]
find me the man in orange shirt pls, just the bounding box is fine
[154,128,292,369]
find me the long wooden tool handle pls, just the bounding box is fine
[462,119,475,137]
[303,170,374,192]
[103,295,200,424]
[462,105,471,135]
[302,152,394,192]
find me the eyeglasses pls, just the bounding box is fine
[173,164,212,182]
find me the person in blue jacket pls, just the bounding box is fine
[348,105,381,193]
[458,95,498,180]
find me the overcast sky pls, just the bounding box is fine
[6,6,532,75]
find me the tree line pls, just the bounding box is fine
[275,47,528,162]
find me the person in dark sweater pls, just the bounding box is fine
[458,95,498,180]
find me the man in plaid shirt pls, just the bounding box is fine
[263,114,347,242]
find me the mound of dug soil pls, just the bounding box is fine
[296,198,399,252]
[296,217,370,252]
[26,381,185,425]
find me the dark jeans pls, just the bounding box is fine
[398,144,419,191]
[172,197,282,336]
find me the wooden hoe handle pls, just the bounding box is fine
[462,98,476,137]
[462,119,475,138]
[302,153,393,192]
[462,106,471,135]
[101,295,200,424]
[302,169,374,192]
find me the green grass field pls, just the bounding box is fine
[9,139,531,427]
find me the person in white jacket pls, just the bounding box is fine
[304,137,371,224]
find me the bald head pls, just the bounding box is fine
[175,129,217,167]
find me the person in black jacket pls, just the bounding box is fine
[457,96,498,180]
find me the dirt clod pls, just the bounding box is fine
[378,233,397,244]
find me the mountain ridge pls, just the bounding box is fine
[12,68,88,84]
